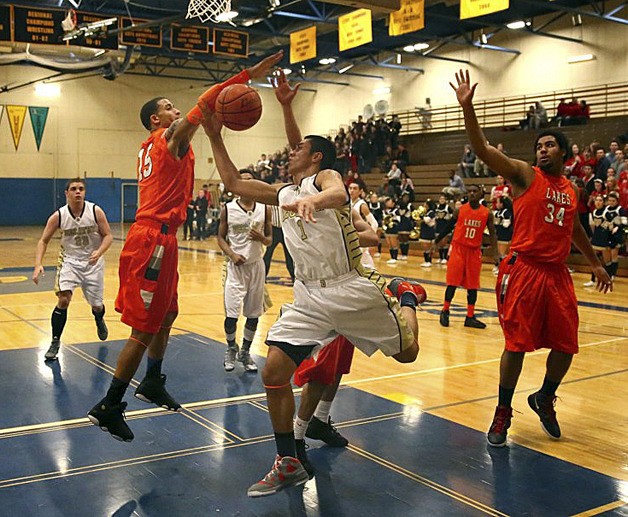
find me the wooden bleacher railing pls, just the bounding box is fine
[397,81,628,136]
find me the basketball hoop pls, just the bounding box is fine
[61,9,78,32]
[186,0,233,24]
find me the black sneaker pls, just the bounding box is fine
[305,416,348,447]
[295,439,315,479]
[45,340,61,360]
[487,405,513,447]
[464,316,487,329]
[135,374,182,412]
[439,310,450,327]
[528,392,561,439]
[88,400,134,442]
[96,318,108,341]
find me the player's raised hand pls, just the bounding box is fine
[282,198,317,223]
[248,50,284,80]
[592,264,613,293]
[450,69,477,107]
[271,69,300,105]
[32,265,44,284]
[201,111,223,137]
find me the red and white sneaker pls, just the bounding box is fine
[247,455,309,497]
[388,277,428,304]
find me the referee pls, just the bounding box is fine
[263,205,295,283]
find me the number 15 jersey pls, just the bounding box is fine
[510,166,576,264]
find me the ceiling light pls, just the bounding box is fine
[319,57,336,65]
[282,68,292,75]
[480,33,488,45]
[338,64,354,74]
[567,53,595,64]
[396,53,402,64]
[506,20,526,29]
[413,42,429,51]
[372,86,390,95]
[403,45,415,52]
[215,10,238,22]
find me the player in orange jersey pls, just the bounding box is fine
[87,51,283,443]
[451,70,612,447]
[434,184,497,329]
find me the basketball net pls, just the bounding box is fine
[186,0,232,24]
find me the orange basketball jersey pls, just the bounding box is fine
[135,127,195,228]
[451,203,489,248]
[510,167,576,264]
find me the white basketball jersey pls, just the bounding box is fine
[350,197,374,268]
[58,201,103,264]
[225,200,266,262]
[279,175,362,281]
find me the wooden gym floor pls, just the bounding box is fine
[0,225,626,516]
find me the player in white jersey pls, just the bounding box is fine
[217,170,272,373]
[33,178,113,360]
[202,69,421,497]
[348,182,378,268]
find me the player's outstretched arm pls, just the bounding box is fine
[202,114,285,206]
[271,69,302,149]
[451,70,533,194]
[89,206,113,265]
[282,170,348,223]
[33,212,59,284]
[571,212,612,293]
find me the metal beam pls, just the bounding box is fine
[519,0,628,25]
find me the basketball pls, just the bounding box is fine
[215,84,263,131]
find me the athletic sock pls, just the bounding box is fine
[400,291,417,310]
[377,242,382,253]
[51,307,68,341]
[242,318,258,352]
[540,376,560,398]
[105,377,129,405]
[274,431,296,458]
[443,300,451,311]
[423,251,431,263]
[390,248,398,260]
[611,261,618,277]
[400,242,409,257]
[146,356,163,378]
[439,248,446,260]
[224,317,237,349]
[466,305,475,318]
[498,385,515,408]
[314,400,333,422]
[294,416,311,440]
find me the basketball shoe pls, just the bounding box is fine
[387,277,428,305]
[238,350,258,372]
[527,392,561,439]
[487,405,513,447]
[45,340,61,360]
[464,316,487,329]
[439,310,450,327]
[224,345,238,372]
[306,416,348,447]
[247,455,309,497]
[88,400,134,442]
[295,439,315,479]
[135,374,182,412]
[96,318,108,341]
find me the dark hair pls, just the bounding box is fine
[305,135,336,170]
[534,129,571,163]
[499,196,513,210]
[65,177,85,190]
[607,191,619,201]
[140,97,165,131]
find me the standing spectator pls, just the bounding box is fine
[532,101,548,129]
[606,140,619,162]
[398,172,415,202]
[564,144,583,179]
[193,189,209,240]
[582,164,597,194]
[389,114,402,150]
[183,197,195,241]
[396,144,409,170]
[594,148,611,182]
[263,205,295,284]
[618,168,628,208]
[442,169,467,199]
[574,178,591,237]
[611,150,626,173]
[577,100,590,123]
[459,144,476,177]
[490,175,510,208]
[555,98,569,126]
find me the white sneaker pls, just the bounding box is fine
[400,255,408,261]
[224,346,238,371]
[420,262,432,268]
[568,268,575,274]
[440,259,448,265]
[583,280,595,287]
[386,258,397,264]
[374,252,381,258]
[238,350,258,372]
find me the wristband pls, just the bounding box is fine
[197,70,251,113]
[186,105,203,126]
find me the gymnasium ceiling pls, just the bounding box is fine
[0,0,626,85]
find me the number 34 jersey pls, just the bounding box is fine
[278,174,361,282]
[58,201,103,265]
[510,166,576,264]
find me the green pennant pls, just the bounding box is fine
[29,106,49,151]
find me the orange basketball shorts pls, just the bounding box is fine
[115,222,179,334]
[293,336,355,387]
[446,243,482,290]
[496,253,578,354]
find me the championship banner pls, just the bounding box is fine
[460,0,509,20]
[338,9,372,52]
[29,106,50,151]
[7,105,27,151]
[389,0,424,37]
[290,26,316,64]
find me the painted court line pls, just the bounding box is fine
[570,500,627,517]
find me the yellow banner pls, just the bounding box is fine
[7,105,27,151]
[290,26,316,64]
[460,0,509,19]
[338,9,372,52]
[389,0,424,37]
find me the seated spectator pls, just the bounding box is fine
[386,162,402,190]
[474,156,490,177]
[398,172,415,202]
[578,100,590,122]
[555,98,569,126]
[565,143,584,179]
[520,104,536,130]
[396,144,409,170]
[442,169,467,199]
[611,150,627,173]
[458,144,476,178]
[531,101,548,129]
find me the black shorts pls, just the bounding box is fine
[266,341,316,367]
